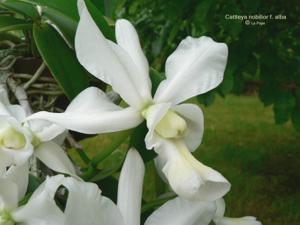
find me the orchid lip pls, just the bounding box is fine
[0,123,26,150]
[142,104,187,139]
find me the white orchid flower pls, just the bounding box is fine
[213,198,262,225]
[0,163,28,225]
[11,149,218,225]
[0,89,75,176]
[28,2,230,201]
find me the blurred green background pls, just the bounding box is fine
[1,0,299,224]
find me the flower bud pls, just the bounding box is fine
[0,123,26,150]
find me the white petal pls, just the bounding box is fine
[215,198,226,218]
[0,87,9,105]
[155,139,230,201]
[26,119,65,142]
[7,105,27,122]
[63,177,124,225]
[27,88,143,134]
[173,103,204,151]
[0,151,12,172]
[214,217,262,225]
[0,102,26,123]
[51,130,68,146]
[145,197,216,225]
[0,89,11,116]
[0,178,18,210]
[118,149,145,225]
[75,7,148,108]
[0,88,26,122]
[115,19,151,100]
[77,0,85,16]
[35,141,76,176]
[144,103,171,149]
[12,180,65,225]
[65,87,121,113]
[154,36,228,104]
[5,163,29,201]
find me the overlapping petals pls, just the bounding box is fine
[0,89,75,176]
[26,3,230,202]
[29,87,143,134]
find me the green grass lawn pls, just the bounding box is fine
[70,94,300,225]
[197,95,300,225]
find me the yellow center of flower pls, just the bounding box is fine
[0,123,26,150]
[142,105,187,139]
[155,110,187,138]
[0,210,14,225]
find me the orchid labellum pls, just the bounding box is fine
[28,1,230,201]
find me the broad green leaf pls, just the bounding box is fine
[85,0,115,41]
[0,32,22,43]
[20,0,79,20]
[41,6,77,46]
[33,23,89,99]
[0,0,39,18]
[0,15,32,32]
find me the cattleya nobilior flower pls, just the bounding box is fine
[213,198,262,225]
[0,88,75,175]
[10,149,260,225]
[28,2,230,201]
[0,163,28,225]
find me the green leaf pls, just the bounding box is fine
[41,6,77,46]
[27,174,42,193]
[273,92,295,124]
[197,90,215,106]
[0,0,39,18]
[291,103,300,132]
[259,81,280,106]
[149,68,164,96]
[219,73,233,96]
[20,0,79,20]
[0,32,22,43]
[85,0,115,41]
[0,15,32,32]
[33,22,89,99]
[90,129,132,167]
[90,156,123,182]
[103,0,120,18]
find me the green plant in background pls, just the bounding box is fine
[0,0,299,224]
